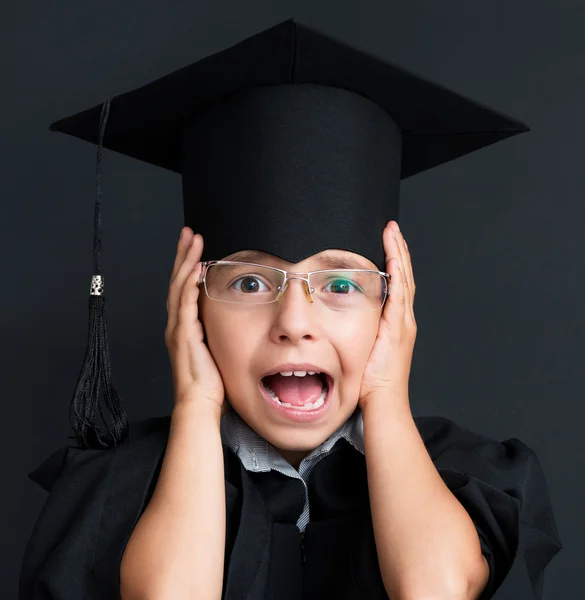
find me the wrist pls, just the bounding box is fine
[360,389,412,419]
[172,396,223,426]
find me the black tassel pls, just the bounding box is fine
[69,97,129,449]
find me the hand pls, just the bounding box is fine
[165,227,227,418]
[358,221,417,413]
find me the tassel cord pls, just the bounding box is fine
[69,97,130,449]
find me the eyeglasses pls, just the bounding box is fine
[198,261,391,311]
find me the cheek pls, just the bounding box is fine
[199,303,260,375]
[330,313,380,382]
[334,313,379,355]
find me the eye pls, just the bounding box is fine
[322,278,363,295]
[230,276,270,294]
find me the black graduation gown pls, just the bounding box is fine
[19,414,562,600]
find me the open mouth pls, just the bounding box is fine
[261,372,331,411]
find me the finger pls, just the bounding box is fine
[387,257,406,329]
[167,229,194,318]
[176,255,204,333]
[167,234,203,334]
[397,229,415,300]
[401,235,416,324]
[392,225,416,324]
[170,227,194,285]
[383,225,406,328]
[172,260,206,381]
[390,224,411,310]
[385,224,409,313]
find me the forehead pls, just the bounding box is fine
[222,249,378,271]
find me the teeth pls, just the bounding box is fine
[278,370,321,377]
[264,384,328,411]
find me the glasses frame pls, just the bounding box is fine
[198,260,392,311]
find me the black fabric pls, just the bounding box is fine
[46,18,529,270]
[19,415,562,599]
[180,83,402,270]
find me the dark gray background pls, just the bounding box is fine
[3,1,580,598]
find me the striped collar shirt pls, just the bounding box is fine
[219,407,365,533]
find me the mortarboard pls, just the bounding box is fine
[49,18,529,449]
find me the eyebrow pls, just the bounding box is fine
[223,250,374,270]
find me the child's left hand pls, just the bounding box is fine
[358,221,417,414]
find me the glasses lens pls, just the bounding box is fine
[205,263,283,304]
[310,271,387,311]
[204,264,387,310]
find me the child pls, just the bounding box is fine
[19,19,562,600]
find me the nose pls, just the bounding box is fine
[278,275,314,303]
[269,276,320,343]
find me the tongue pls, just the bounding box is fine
[264,374,325,406]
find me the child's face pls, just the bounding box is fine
[198,248,382,469]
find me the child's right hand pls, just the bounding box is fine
[165,227,227,418]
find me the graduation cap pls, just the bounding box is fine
[50,18,529,449]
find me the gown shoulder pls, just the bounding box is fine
[413,415,563,599]
[20,413,563,600]
[19,414,243,600]
[26,414,173,492]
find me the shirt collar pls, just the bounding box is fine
[220,405,365,473]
